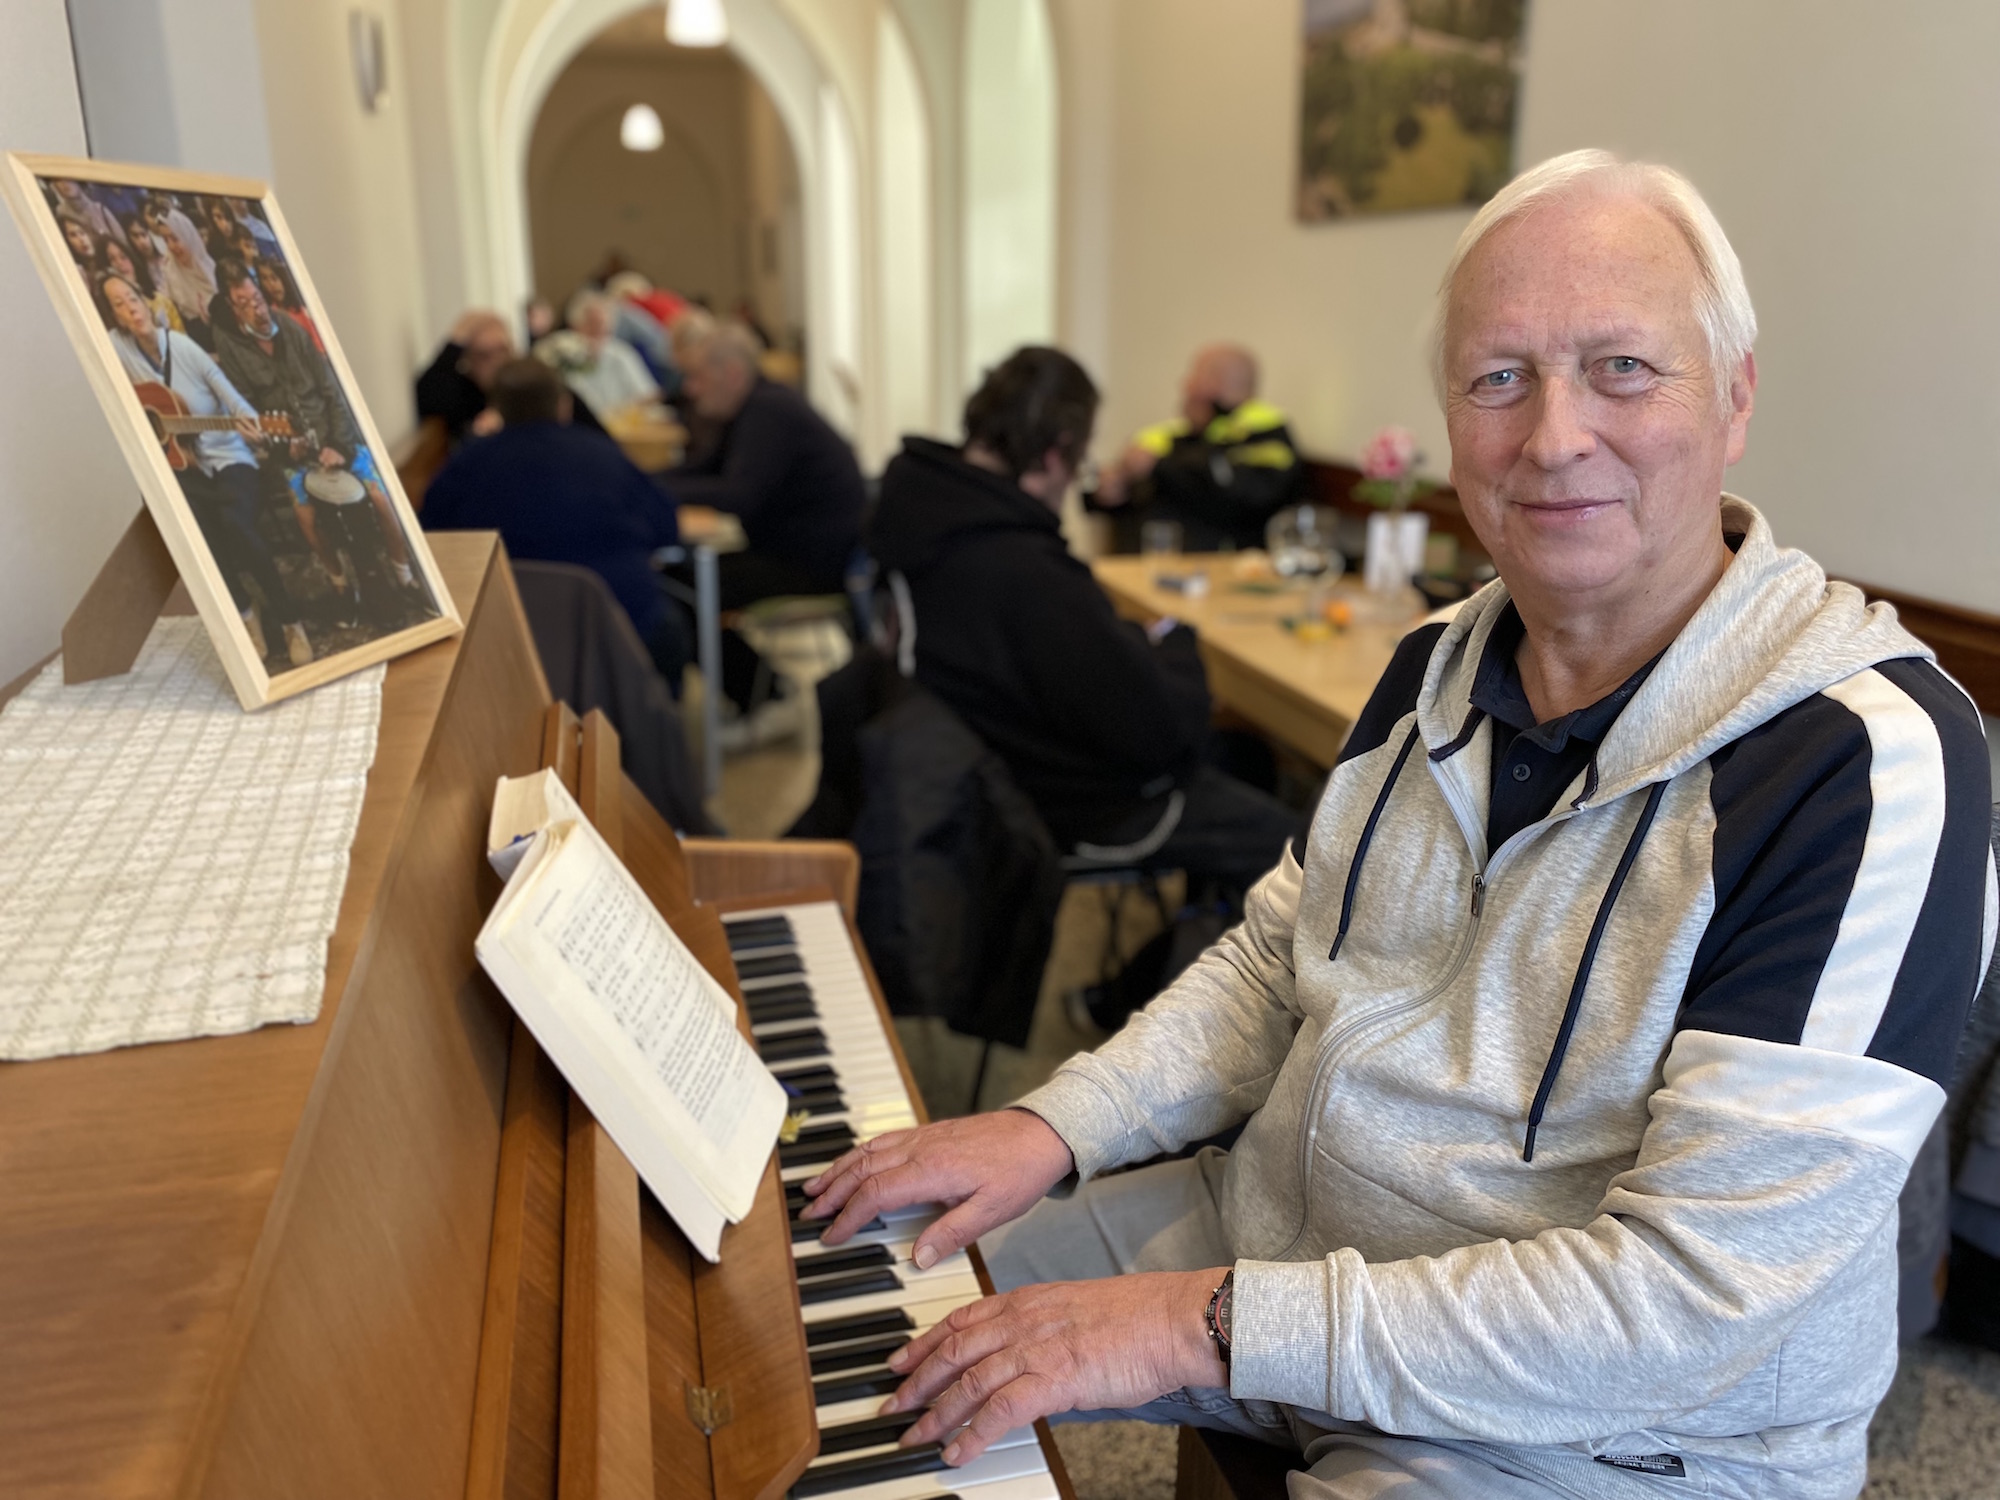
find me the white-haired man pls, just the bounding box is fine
[800,150,1997,1498]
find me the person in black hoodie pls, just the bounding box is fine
[867,346,1301,897]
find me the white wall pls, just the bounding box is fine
[251,0,434,439]
[67,0,274,180]
[0,0,165,687]
[1052,0,2000,612]
[962,0,1056,389]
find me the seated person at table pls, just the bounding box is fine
[665,320,867,731]
[805,151,1995,1500]
[415,309,516,445]
[867,345,1301,897]
[1091,343,1308,552]
[422,359,689,689]
[555,289,661,424]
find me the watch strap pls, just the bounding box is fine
[1204,1269,1234,1364]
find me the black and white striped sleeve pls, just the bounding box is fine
[1680,657,1997,1111]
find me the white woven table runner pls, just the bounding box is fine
[0,619,383,1060]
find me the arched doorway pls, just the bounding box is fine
[524,12,803,355]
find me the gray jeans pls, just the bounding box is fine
[979,1152,1692,1500]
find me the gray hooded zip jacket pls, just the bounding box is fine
[1020,499,1997,1498]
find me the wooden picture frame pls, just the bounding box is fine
[1,153,461,709]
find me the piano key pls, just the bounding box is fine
[803,1452,1057,1500]
[794,1444,949,1497]
[780,1138,855,1170]
[794,1241,893,1279]
[772,1063,841,1093]
[817,1413,921,1456]
[795,1214,882,1244]
[749,980,818,1008]
[810,1331,911,1376]
[814,1367,905,1406]
[799,1268,904,1305]
[805,1307,916,1348]
[724,919,794,952]
[752,998,822,1026]
[796,1269,984,1321]
[761,1031,832,1065]
[736,951,807,980]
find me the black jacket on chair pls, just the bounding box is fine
[511,560,716,837]
[793,647,1061,1049]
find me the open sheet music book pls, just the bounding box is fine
[476,770,786,1261]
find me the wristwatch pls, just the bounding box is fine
[1204,1269,1234,1365]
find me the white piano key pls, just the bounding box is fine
[806,1468,1060,1500]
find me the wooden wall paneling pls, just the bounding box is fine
[185,537,550,1498]
[559,713,656,1500]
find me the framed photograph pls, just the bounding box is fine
[0,153,461,709]
[1297,0,1528,221]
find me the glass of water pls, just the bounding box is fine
[1140,519,1184,556]
[1265,505,1344,579]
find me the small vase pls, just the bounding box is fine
[1364,511,1428,594]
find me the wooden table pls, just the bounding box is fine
[1092,553,1417,767]
[604,406,687,473]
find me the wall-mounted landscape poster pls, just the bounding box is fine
[0,153,460,710]
[1298,0,1528,222]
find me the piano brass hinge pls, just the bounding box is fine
[686,1383,733,1435]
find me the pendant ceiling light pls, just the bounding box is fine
[620,102,665,152]
[666,0,728,48]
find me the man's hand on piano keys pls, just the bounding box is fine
[798,1109,1075,1268]
[876,1268,1233,1465]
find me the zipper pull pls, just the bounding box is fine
[1470,875,1486,919]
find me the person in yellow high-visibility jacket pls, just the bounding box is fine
[1090,344,1309,550]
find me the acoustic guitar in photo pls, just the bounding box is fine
[131,379,296,470]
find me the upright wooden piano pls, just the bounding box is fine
[0,534,1074,1500]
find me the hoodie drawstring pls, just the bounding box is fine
[1329,724,1421,962]
[1521,779,1668,1163]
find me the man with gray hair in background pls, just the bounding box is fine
[665,319,865,741]
[799,150,1996,1497]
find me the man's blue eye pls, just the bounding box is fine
[1607,357,1643,374]
[1479,370,1517,387]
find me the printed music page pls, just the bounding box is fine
[476,771,786,1261]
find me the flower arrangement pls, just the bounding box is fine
[1353,424,1438,511]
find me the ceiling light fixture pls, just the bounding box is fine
[620,102,665,151]
[666,0,728,48]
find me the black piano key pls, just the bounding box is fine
[804,1308,915,1347]
[813,1368,905,1406]
[749,981,817,1008]
[748,998,820,1025]
[798,1268,901,1305]
[780,1137,855,1169]
[760,1031,831,1064]
[793,1214,881,1243]
[816,1413,921,1456]
[791,1445,948,1498]
[723,916,794,950]
[792,1088,848,1116]
[795,1241,893,1279]
[771,1063,839,1091]
[736,952,806,980]
[809,1332,911,1376]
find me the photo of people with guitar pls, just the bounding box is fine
[42,176,441,676]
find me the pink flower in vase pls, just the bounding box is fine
[1360,425,1420,481]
